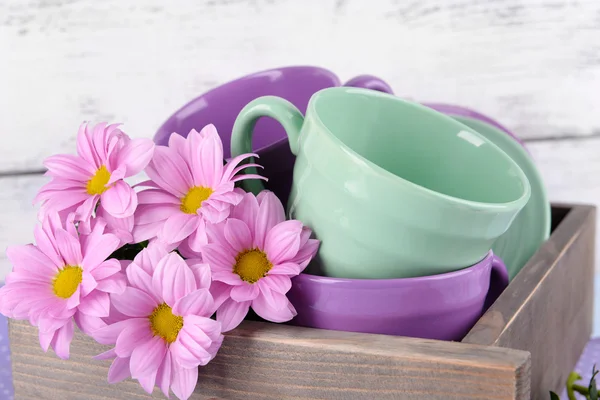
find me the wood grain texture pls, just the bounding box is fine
[1,0,600,172]
[463,204,596,398]
[9,318,531,400]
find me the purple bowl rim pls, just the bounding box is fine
[154,65,342,144]
[295,251,494,287]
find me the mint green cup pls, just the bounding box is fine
[231,87,531,279]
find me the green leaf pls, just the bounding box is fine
[567,372,584,400]
[589,365,599,400]
[549,391,560,400]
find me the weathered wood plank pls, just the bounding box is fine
[463,204,596,398]
[1,0,600,172]
[9,318,531,400]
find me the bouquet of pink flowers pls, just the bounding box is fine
[0,123,319,399]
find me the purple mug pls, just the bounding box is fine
[153,66,393,157]
[287,251,508,341]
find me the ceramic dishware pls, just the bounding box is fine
[287,251,509,340]
[231,87,531,279]
[443,115,550,279]
[423,103,528,150]
[153,66,393,157]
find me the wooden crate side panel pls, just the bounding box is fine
[464,205,596,398]
[9,318,530,400]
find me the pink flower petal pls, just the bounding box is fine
[138,367,158,394]
[51,319,74,360]
[92,319,135,345]
[101,180,138,218]
[80,271,98,297]
[198,124,224,188]
[171,363,198,400]
[32,225,63,268]
[186,261,211,290]
[173,288,215,317]
[107,356,132,384]
[78,290,110,317]
[230,283,260,302]
[186,219,208,253]
[81,231,120,270]
[170,331,212,369]
[55,228,83,266]
[76,122,101,167]
[159,213,199,244]
[39,329,55,352]
[137,188,180,205]
[212,271,244,286]
[6,244,57,278]
[43,154,93,181]
[130,335,167,379]
[126,262,160,303]
[74,195,98,222]
[90,258,122,280]
[94,348,116,361]
[209,281,232,310]
[224,218,252,252]
[65,285,81,309]
[217,298,250,332]
[152,252,196,307]
[115,318,153,358]
[268,262,303,276]
[74,310,106,335]
[254,191,286,249]
[146,146,193,196]
[117,137,155,177]
[259,274,292,295]
[201,243,236,272]
[135,203,180,225]
[230,192,259,236]
[156,350,172,398]
[112,287,157,317]
[96,274,127,294]
[252,290,297,323]
[264,220,303,264]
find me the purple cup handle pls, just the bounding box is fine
[344,75,394,94]
[483,254,509,311]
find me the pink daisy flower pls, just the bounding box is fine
[132,124,264,254]
[202,191,320,332]
[92,244,223,400]
[0,213,125,359]
[35,122,155,223]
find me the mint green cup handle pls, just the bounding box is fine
[230,96,305,195]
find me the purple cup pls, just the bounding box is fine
[287,251,508,341]
[153,66,393,157]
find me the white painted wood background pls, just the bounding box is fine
[1,0,600,294]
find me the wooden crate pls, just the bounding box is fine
[8,203,595,400]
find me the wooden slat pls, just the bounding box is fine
[9,318,530,400]
[463,204,596,398]
[2,0,600,173]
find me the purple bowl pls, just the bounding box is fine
[153,66,393,158]
[422,102,528,151]
[287,251,508,341]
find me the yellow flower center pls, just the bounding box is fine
[234,249,272,284]
[149,303,183,343]
[86,165,111,195]
[180,186,213,214]
[53,266,83,299]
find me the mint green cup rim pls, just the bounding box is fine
[305,87,531,212]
